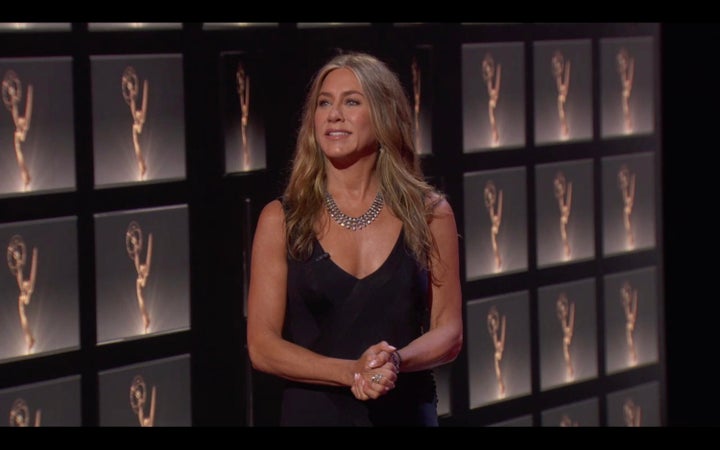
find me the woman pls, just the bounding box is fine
[246,51,463,426]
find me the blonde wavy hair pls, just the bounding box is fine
[282,51,443,274]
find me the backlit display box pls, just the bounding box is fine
[604,266,659,374]
[467,291,531,408]
[463,166,527,280]
[534,159,595,267]
[0,375,81,426]
[606,381,661,426]
[488,414,533,427]
[98,354,191,426]
[94,205,190,344]
[462,41,525,152]
[538,278,598,391]
[0,217,80,363]
[400,45,434,156]
[601,152,656,255]
[434,362,453,417]
[600,36,655,138]
[0,57,75,197]
[533,39,593,145]
[221,51,267,173]
[91,53,186,187]
[541,397,599,427]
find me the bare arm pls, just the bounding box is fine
[390,198,463,373]
[246,200,392,388]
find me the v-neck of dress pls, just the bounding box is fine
[316,229,404,282]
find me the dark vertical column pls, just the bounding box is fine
[661,23,717,426]
[71,21,100,427]
[183,22,246,426]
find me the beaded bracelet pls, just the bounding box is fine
[390,351,402,372]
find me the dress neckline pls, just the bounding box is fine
[316,229,404,282]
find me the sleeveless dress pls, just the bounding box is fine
[280,229,438,426]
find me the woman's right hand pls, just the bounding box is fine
[350,341,399,401]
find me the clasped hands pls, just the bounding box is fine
[350,341,399,401]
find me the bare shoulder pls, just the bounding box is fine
[427,192,460,271]
[259,198,285,219]
[256,199,286,236]
[426,192,455,220]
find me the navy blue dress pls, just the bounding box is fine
[280,230,438,426]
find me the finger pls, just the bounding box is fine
[369,372,391,393]
[376,341,397,353]
[352,374,368,400]
[351,373,360,397]
[376,361,398,378]
[367,350,393,369]
[383,357,399,375]
[364,384,380,399]
[359,377,372,399]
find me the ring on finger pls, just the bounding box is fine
[371,373,383,384]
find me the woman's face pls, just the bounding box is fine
[314,67,377,162]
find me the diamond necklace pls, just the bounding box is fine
[324,190,384,231]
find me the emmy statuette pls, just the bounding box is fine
[559,414,578,427]
[2,70,33,190]
[551,50,570,140]
[7,234,37,353]
[617,164,636,249]
[487,305,506,398]
[411,56,422,152]
[617,47,635,134]
[482,52,501,147]
[129,375,156,427]
[236,62,251,170]
[121,66,149,180]
[556,292,575,381]
[126,221,152,333]
[554,171,572,259]
[484,180,503,271]
[623,398,642,427]
[620,280,638,365]
[8,398,41,427]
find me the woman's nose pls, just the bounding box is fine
[327,104,343,121]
